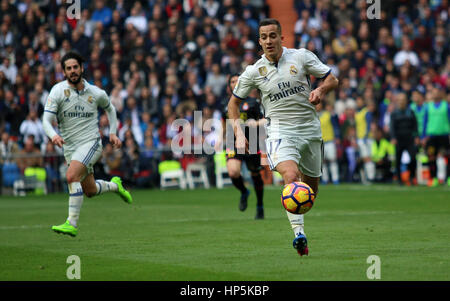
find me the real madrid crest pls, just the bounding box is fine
[258,66,268,76]
[87,96,93,103]
[290,65,298,75]
[64,89,71,97]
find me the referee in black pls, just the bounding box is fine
[222,74,265,219]
[390,92,420,185]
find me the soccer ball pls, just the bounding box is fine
[281,182,316,214]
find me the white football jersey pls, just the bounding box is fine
[233,47,331,139]
[44,79,111,151]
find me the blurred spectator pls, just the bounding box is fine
[91,0,113,27]
[2,89,24,139]
[43,141,61,193]
[19,109,46,147]
[0,130,20,191]
[203,0,220,18]
[332,0,353,31]
[140,86,158,120]
[121,96,144,145]
[125,2,148,34]
[0,57,17,84]
[205,63,227,97]
[0,131,20,163]
[371,125,395,183]
[122,133,140,184]
[421,85,450,187]
[410,89,427,141]
[119,115,144,148]
[101,142,123,178]
[17,135,43,173]
[393,36,420,68]
[318,101,341,185]
[136,136,159,188]
[355,97,375,182]
[24,90,44,117]
[331,27,358,57]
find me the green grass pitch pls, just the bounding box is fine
[0,184,448,281]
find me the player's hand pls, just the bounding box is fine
[246,119,258,128]
[51,135,65,148]
[309,88,325,105]
[109,134,122,148]
[236,133,249,154]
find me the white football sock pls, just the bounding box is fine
[330,161,339,182]
[286,211,305,236]
[95,180,118,195]
[437,156,446,181]
[68,182,83,227]
[322,164,329,183]
[365,161,375,181]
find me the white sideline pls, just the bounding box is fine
[0,224,47,230]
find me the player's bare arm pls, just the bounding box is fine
[104,108,121,148]
[309,73,339,105]
[227,94,249,152]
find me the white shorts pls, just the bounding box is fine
[323,141,337,161]
[64,138,102,175]
[265,137,323,177]
[357,138,372,158]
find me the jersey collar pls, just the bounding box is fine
[66,78,89,94]
[262,47,287,66]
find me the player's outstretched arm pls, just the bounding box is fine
[42,110,65,148]
[104,103,121,148]
[309,73,339,105]
[227,94,248,153]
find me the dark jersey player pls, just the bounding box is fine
[223,74,266,219]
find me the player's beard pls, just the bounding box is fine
[67,73,82,85]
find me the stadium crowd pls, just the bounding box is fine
[0,0,449,193]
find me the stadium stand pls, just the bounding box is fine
[0,0,449,194]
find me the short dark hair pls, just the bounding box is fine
[61,51,84,70]
[258,18,282,34]
[228,73,240,88]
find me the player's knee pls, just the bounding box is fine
[66,172,81,184]
[283,171,299,184]
[228,169,241,179]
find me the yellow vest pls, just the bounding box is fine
[320,111,335,142]
[355,107,368,139]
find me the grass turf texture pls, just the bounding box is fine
[0,184,448,281]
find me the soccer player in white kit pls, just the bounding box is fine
[42,52,132,237]
[228,19,339,256]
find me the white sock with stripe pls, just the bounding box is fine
[286,211,305,237]
[95,180,118,195]
[68,182,83,227]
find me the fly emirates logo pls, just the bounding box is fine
[268,81,305,102]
